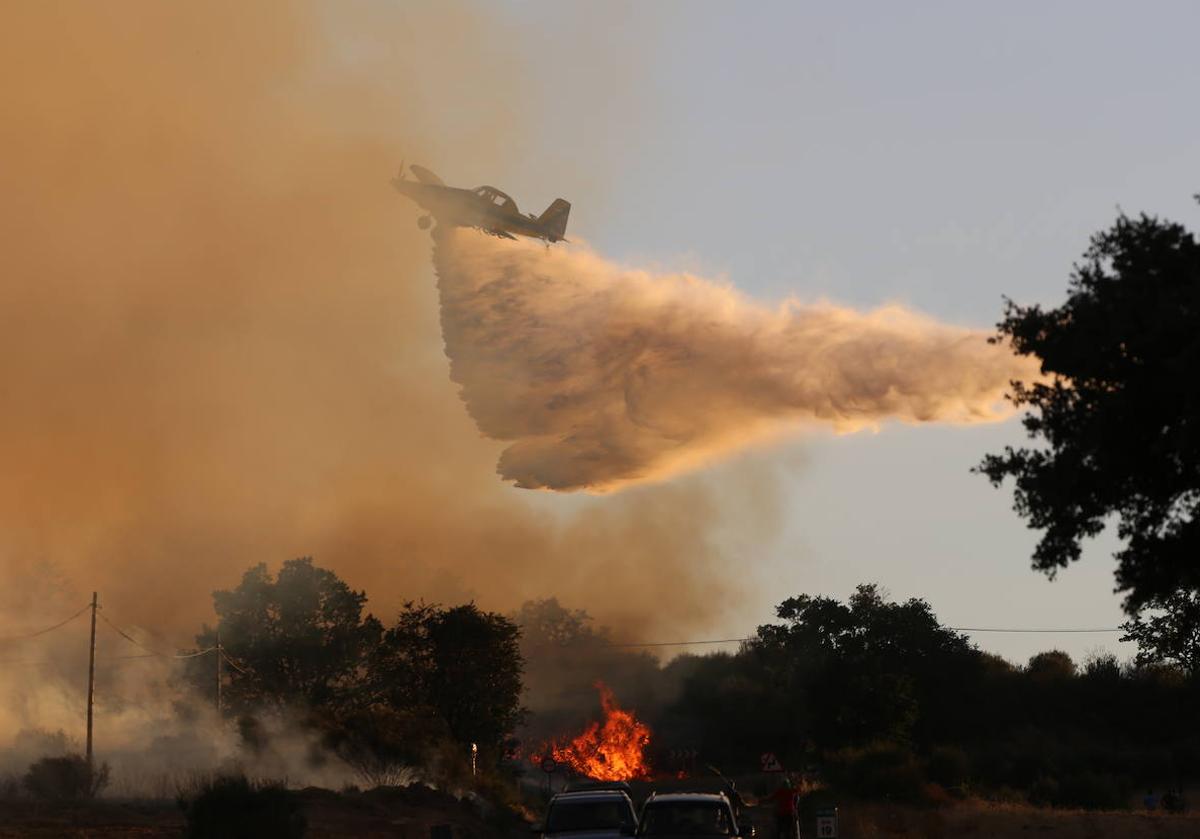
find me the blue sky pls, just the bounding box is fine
[437,2,1200,663]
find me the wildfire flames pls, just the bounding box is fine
[534,683,651,781]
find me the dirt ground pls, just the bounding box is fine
[2,792,1197,838]
[773,800,1200,839]
[0,785,522,838]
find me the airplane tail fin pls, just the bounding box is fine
[537,198,571,241]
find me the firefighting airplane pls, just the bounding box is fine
[392,163,571,243]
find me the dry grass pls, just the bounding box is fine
[823,799,1200,839]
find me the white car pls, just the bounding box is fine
[636,792,755,838]
[533,788,639,838]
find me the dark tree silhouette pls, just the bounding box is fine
[1027,650,1076,680]
[511,598,599,646]
[654,584,1199,807]
[194,558,382,713]
[752,584,978,747]
[978,205,1200,613]
[370,602,524,754]
[1121,588,1200,674]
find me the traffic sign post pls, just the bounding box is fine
[815,807,838,838]
[760,752,783,772]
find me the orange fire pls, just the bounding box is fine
[535,683,651,781]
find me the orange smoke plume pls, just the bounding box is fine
[535,683,651,781]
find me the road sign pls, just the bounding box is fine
[815,807,838,838]
[540,757,557,774]
[760,752,783,772]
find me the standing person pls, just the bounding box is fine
[1144,789,1159,811]
[770,775,800,839]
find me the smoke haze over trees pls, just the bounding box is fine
[191,559,383,713]
[185,564,1200,810]
[2,554,1197,815]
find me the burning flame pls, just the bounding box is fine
[535,683,651,781]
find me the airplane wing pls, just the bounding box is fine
[409,165,445,186]
[488,229,517,240]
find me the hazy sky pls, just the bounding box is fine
[471,1,1200,663]
[8,3,1192,669]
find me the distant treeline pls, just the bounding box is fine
[645,585,1198,809]
[181,559,1197,811]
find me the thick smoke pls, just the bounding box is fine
[0,0,1033,764]
[436,231,1038,491]
[0,1,768,750]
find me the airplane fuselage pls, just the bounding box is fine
[392,169,570,243]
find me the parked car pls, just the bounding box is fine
[636,792,754,838]
[533,787,638,838]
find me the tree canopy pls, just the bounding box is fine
[195,557,382,713]
[1121,588,1200,674]
[751,585,979,747]
[369,602,524,754]
[978,207,1200,613]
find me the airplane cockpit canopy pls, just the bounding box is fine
[473,186,518,213]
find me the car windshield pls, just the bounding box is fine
[546,799,633,832]
[639,801,734,836]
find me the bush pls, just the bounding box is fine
[926,745,970,790]
[824,743,928,804]
[22,754,109,801]
[180,774,306,839]
[1028,774,1059,807]
[0,774,21,799]
[318,706,431,788]
[1055,770,1131,810]
[1027,770,1131,810]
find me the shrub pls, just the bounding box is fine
[1055,770,1130,810]
[825,743,928,804]
[1027,770,1131,809]
[318,706,430,788]
[926,745,970,790]
[180,774,306,839]
[0,774,21,799]
[1028,774,1060,806]
[22,754,109,801]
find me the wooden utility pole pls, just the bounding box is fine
[215,629,222,714]
[86,591,97,765]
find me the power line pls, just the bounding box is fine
[0,603,91,644]
[594,625,1124,648]
[951,626,1122,634]
[98,612,216,660]
[219,648,249,674]
[7,605,1118,658]
[604,637,753,648]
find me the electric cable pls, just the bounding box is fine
[0,603,91,644]
[593,625,1123,648]
[219,648,249,673]
[950,626,1122,634]
[98,611,216,659]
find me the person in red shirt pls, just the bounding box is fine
[770,775,800,838]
